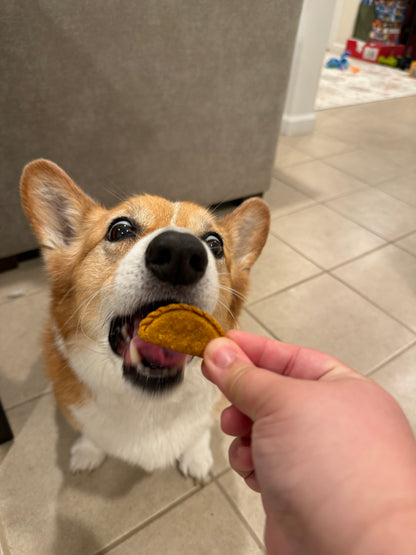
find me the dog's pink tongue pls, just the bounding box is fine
[127,314,188,368]
[140,338,186,367]
[127,335,186,368]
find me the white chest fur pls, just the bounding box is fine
[65,338,219,472]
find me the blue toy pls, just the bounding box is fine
[326,51,350,70]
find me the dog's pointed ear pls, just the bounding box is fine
[220,197,270,271]
[20,159,97,250]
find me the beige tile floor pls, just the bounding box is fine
[1,95,416,554]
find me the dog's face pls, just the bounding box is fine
[20,159,270,395]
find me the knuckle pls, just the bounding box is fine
[225,363,257,402]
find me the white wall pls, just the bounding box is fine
[329,0,346,51]
[281,0,363,136]
[281,0,337,135]
[329,0,361,52]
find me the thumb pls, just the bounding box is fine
[202,337,288,422]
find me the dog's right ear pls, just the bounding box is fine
[20,159,97,250]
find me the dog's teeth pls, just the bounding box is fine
[129,342,141,365]
[121,324,130,341]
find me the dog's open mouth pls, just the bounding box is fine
[109,300,191,394]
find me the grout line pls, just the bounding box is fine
[95,485,204,554]
[267,182,414,282]
[269,223,393,278]
[4,390,52,413]
[391,228,416,245]
[313,183,370,203]
[250,229,411,313]
[214,475,265,551]
[267,230,326,271]
[326,231,416,273]
[274,158,370,197]
[248,250,416,372]
[247,264,416,374]
[274,159,312,172]
[394,241,416,259]
[269,184,416,271]
[211,466,232,481]
[271,171,315,199]
[371,166,416,189]
[243,307,281,341]
[367,339,416,376]
[321,201,395,243]
[330,273,416,337]
[327,243,389,272]
[270,180,373,224]
[247,270,326,309]
[276,131,416,220]
[324,196,416,243]
[321,153,405,185]
[268,196,318,220]
[312,145,358,159]
[269,202,316,221]
[278,139,357,162]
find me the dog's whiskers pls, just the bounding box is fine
[208,194,234,218]
[103,186,128,203]
[57,284,77,307]
[61,282,114,344]
[219,283,247,303]
[77,290,104,340]
[217,298,238,327]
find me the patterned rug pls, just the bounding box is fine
[315,52,416,110]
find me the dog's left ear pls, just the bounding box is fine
[219,197,270,271]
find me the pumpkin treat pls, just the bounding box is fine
[138,303,225,358]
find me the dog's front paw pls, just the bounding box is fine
[178,430,213,483]
[70,436,106,473]
[178,450,213,484]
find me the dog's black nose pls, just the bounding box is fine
[145,230,208,286]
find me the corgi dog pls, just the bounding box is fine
[20,159,270,481]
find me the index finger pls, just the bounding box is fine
[226,330,354,381]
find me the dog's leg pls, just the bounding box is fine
[178,428,213,483]
[70,435,106,473]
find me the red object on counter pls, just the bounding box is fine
[346,38,405,63]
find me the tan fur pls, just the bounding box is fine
[43,323,90,429]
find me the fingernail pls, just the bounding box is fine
[212,346,237,369]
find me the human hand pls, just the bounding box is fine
[202,330,416,555]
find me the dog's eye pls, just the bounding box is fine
[203,233,224,259]
[106,219,137,242]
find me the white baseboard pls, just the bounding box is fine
[280,112,316,136]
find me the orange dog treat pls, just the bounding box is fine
[138,303,225,357]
